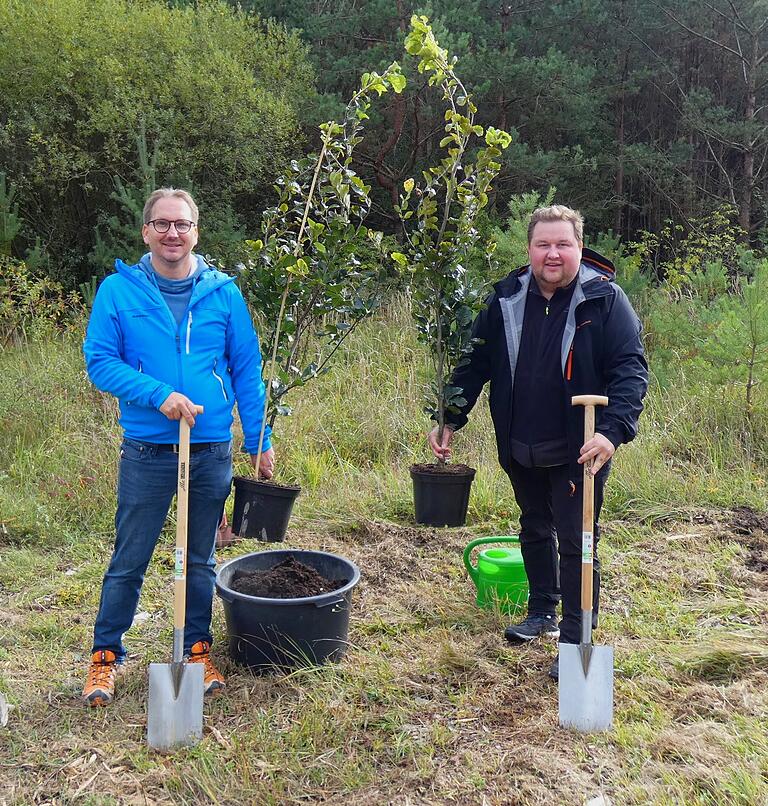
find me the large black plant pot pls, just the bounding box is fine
[410,463,476,527]
[215,549,361,672]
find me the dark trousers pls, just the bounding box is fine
[505,458,609,645]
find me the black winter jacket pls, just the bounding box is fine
[447,248,648,479]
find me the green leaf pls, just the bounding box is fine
[288,258,309,277]
[389,72,406,93]
[391,252,408,267]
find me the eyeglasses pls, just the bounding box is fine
[147,219,196,234]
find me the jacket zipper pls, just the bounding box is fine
[186,311,192,355]
[564,321,591,381]
[212,358,229,401]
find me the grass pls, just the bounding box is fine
[0,302,767,804]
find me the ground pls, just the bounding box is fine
[1,507,766,805]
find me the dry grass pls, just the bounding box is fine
[1,513,767,805]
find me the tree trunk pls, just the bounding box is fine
[613,47,629,235]
[739,36,758,236]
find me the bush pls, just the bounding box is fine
[0,0,315,287]
[0,257,84,345]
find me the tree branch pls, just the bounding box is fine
[626,25,687,99]
[705,138,738,205]
[653,1,747,64]
[725,0,751,34]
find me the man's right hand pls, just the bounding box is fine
[427,425,454,461]
[159,392,199,427]
[250,447,275,480]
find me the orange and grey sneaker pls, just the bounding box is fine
[187,641,225,695]
[82,649,119,707]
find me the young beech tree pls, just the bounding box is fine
[394,16,511,467]
[239,63,406,474]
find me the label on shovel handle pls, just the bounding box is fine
[174,547,185,579]
[582,531,593,563]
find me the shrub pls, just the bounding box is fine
[0,258,84,345]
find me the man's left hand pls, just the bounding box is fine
[578,432,615,476]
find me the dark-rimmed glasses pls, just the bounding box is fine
[146,219,196,234]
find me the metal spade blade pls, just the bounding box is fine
[147,661,204,752]
[558,642,614,732]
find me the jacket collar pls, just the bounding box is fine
[114,253,235,304]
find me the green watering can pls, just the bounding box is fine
[463,536,528,615]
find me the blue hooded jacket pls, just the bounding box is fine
[83,254,271,452]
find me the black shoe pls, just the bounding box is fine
[548,654,559,681]
[504,613,560,643]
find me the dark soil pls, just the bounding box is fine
[230,555,347,598]
[410,462,475,475]
[729,506,768,574]
[233,475,301,492]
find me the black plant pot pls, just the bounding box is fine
[215,550,361,672]
[231,476,301,542]
[410,463,476,527]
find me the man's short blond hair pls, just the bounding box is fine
[527,205,584,244]
[143,188,199,224]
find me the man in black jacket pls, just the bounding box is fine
[428,204,648,679]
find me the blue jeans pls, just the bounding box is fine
[92,438,233,659]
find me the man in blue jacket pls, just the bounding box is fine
[429,205,648,680]
[82,188,274,705]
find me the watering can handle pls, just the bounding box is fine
[462,536,521,582]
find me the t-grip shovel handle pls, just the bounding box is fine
[571,395,608,670]
[173,406,204,666]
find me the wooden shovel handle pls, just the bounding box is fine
[174,405,204,632]
[571,395,608,611]
[571,394,609,408]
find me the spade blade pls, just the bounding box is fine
[558,641,613,732]
[147,661,204,752]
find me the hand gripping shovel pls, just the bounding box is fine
[147,407,205,752]
[559,394,614,732]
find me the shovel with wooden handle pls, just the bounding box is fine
[147,406,205,752]
[559,394,614,732]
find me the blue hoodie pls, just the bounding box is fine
[84,253,271,452]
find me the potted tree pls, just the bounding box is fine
[395,16,512,526]
[231,63,406,542]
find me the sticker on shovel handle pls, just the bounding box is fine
[582,531,593,563]
[174,547,185,579]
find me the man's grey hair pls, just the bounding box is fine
[143,188,199,224]
[527,205,584,244]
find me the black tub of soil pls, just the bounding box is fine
[215,550,361,672]
[231,476,301,542]
[410,462,476,527]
